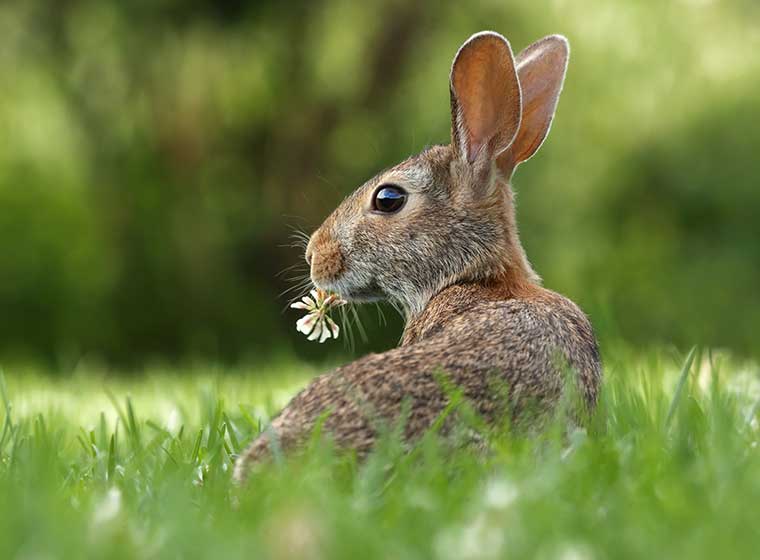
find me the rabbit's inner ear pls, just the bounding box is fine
[450,32,522,167]
[498,35,569,176]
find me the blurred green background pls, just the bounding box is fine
[1,0,758,367]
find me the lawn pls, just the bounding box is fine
[1,347,758,560]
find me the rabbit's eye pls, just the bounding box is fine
[372,185,407,214]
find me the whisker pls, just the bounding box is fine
[276,263,308,278]
[281,271,310,281]
[279,278,312,300]
[277,221,313,309]
[288,233,310,243]
[288,226,311,243]
[316,173,343,198]
[280,276,312,295]
[282,286,314,313]
[288,229,310,240]
[349,304,369,344]
[277,268,310,287]
[375,302,387,327]
[387,299,404,319]
[339,306,355,353]
[281,277,312,290]
[281,240,308,250]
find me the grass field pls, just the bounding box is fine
[1,347,759,560]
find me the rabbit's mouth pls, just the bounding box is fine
[341,284,384,303]
[315,275,385,304]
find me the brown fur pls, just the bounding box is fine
[234,32,601,483]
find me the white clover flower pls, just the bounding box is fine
[434,513,504,560]
[292,289,346,343]
[555,542,595,560]
[482,477,519,510]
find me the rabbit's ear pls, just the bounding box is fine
[450,32,522,168]
[498,35,569,175]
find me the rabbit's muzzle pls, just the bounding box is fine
[306,228,345,286]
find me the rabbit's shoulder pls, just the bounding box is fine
[406,284,592,345]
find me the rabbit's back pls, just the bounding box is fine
[403,284,601,409]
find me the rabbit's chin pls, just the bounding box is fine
[313,276,385,304]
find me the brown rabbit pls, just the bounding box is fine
[234,32,601,482]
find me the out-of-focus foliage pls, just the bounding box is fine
[1,0,758,365]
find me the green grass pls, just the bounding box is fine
[1,347,759,559]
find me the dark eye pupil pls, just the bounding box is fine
[373,186,407,213]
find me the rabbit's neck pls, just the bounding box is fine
[400,269,540,346]
[400,180,540,345]
[500,179,540,285]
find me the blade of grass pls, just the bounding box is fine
[219,423,233,457]
[0,369,11,417]
[160,445,179,467]
[126,397,142,450]
[206,399,223,451]
[222,413,240,452]
[0,369,13,449]
[105,389,128,435]
[237,404,258,432]
[191,428,204,463]
[146,420,171,436]
[76,434,92,458]
[98,412,108,450]
[107,433,116,481]
[665,346,698,429]
[9,427,25,470]
[0,416,10,452]
[78,428,96,458]
[0,371,11,452]
[34,414,48,446]
[746,396,760,427]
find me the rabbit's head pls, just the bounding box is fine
[305,32,569,316]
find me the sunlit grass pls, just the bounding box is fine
[0,348,758,559]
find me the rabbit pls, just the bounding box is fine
[234,31,602,483]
